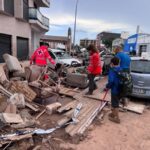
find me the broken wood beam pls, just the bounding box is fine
[25,102,39,112]
[35,109,46,120]
[46,102,62,115]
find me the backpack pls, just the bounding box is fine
[115,70,133,97]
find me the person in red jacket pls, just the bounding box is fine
[30,43,56,67]
[86,44,102,95]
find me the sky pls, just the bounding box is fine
[41,0,150,44]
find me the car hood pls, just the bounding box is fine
[59,58,81,65]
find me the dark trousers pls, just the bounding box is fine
[88,74,97,93]
[111,93,120,108]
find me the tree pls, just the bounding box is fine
[102,39,113,49]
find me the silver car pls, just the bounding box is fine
[48,49,81,67]
[130,57,150,99]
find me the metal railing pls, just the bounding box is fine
[29,8,49,28]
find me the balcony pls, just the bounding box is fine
[29,8,49,31]
[34,0,50,8]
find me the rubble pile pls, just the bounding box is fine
[0,54,66,149]
[0,54,103,149]
[0,54,145,150]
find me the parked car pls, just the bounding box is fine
[48,49,81,67]
[130,57,150,99]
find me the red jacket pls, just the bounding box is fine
[87,52,102,75]
[30,46,56,66]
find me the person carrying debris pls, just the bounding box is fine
[30,42,56,67]
[114,45,131,107]
[104,57,122,123]
[85,44,102,95]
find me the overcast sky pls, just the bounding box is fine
[41,0,150,44]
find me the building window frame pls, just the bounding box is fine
[4,0,14,16]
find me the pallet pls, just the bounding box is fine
[8,81,37,102]
[59,87,80,98]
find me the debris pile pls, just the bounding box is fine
[0,54,146,149]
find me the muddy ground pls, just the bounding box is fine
[3,96,150,150]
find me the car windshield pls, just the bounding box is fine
[54,52,72,59]
[131,60,150,73]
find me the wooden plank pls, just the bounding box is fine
[122,101,145,114]
[35,109,46,120]
[77,101,107,135]
[57,100,78,113]
[2,113,23,123]
[9,81,37,102]
[65,79,109,136]
[59,87,79,97]
[25,102,39,112]
[57,116,71,127]
[74,77,110,101]
[83,90,111,102]
[65,99,99,136]
[46,102,62,114]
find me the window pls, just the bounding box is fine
[131,60,150,74]
[4,0,14,15]
[17,37,29,60]
[139,45,147,56]
[23,0,29,21]
[48,51,56,59]
[0,33,12,63]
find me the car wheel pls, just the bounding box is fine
[71,61,78,67]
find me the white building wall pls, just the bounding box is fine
[31,31,42,55]
[0,14,31,57]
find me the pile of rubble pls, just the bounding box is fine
[0,54,145,149]
[0,54,105,149]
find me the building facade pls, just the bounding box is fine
[40,28,72,52]
[80,39,96,48]
[0,0,49,62]
[96,32,121,50]
[124,33,150,56]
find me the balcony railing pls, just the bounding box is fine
[29,8,49,29]
[34,0,50,7]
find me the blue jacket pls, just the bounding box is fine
[116,52,131,70]
[106,66,122,95]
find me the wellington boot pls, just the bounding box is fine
[109,115,120,124]
[108,107,115,118]
[109,108,120,124]
[108,109,115,118]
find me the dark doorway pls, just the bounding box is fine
[0,33,12,63]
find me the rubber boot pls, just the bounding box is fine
[109,108,120,124]
[108,108,115,118]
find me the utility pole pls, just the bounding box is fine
[73,0,79,55]
[136,25,140,55]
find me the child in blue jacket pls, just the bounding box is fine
[105,57,122,123]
